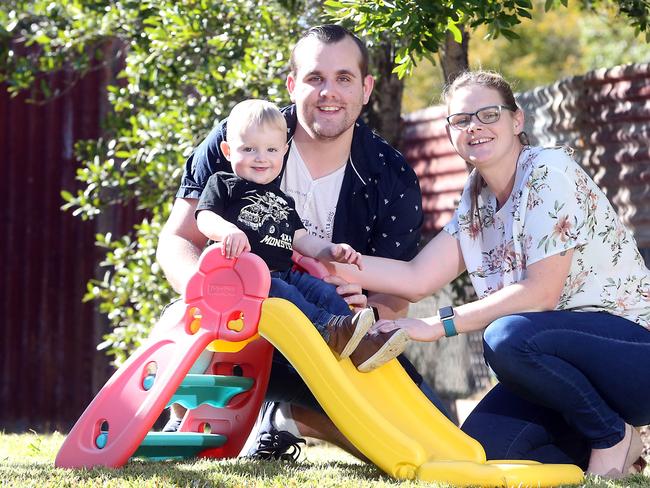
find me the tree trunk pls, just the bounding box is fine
[365,41,405,146]
[439,26,470,83]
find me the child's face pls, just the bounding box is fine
[221,123,287,185]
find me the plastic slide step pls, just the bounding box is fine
[166,374,254,410]
[132,432,227,460]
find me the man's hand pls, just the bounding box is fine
[323,275,367,311]
[222,227,251,259]
[329,243,363,270]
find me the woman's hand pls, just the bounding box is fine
[323,275,367,311]
[372,317,445,342]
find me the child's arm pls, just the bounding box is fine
[196,209,251,259]
[292,229,362,270]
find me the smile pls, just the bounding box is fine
[468,138,492,146]
[318,106,341,112]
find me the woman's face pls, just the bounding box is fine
[446,85,524,171]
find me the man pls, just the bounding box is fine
[156,24,446,460]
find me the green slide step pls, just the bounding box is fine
[165,374,254,410]
[133,432,227,460]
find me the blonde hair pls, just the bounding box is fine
[226,99,287,141]
[442,70,529,231]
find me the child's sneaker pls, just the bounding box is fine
[349,328,410,373]
[161,417,182,432]
[326,308,376,359]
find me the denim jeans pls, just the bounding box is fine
[462,311,650,467]
[270,269,351,339]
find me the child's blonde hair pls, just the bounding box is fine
[226,99,287,141]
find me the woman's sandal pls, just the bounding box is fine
[603,425,647,479]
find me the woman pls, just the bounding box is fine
[337,70,650,478]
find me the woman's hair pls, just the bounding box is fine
[226,99,287,141]
[441,70,529,231]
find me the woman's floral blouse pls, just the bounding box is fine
[444,145,650,328]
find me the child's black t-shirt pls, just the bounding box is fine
[196,172,305,271]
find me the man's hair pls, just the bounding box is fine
[290,24,369,78]
[226,99,287,141]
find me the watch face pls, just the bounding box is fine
[439,306,454,319]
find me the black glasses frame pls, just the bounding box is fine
[446,105,516,130]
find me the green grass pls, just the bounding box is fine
[1,431,649,487]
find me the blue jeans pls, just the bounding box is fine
[462,311,650,467]
[270,269,352,340]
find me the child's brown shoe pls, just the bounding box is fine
[326,308,376,359]
[349,328,410,373]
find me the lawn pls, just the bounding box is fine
[1,431,649,488]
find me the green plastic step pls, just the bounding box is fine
[165,374,254,410]
[133,432,227,460]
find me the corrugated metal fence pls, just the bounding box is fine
[519,63,650,250]
[0,62,132,431]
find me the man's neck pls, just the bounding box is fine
[292,124,354,180]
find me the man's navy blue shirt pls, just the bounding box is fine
[178,105,424,263]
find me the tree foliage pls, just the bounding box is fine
[0,0,302,364]
[325,0,650,79]
[325,0,539,78]
[402,0,650,112]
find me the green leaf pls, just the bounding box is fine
[501,29,520,40]
[516,8,532,19]
[447,21,463,44]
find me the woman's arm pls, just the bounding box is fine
[375,248,575,341]
[329,230,466,302]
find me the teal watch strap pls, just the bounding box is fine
[441,317,458,337]
[439,306,458,337]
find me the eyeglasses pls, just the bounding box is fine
[446,105,516,130]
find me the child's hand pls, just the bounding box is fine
[330,243,363,270]
[222,228,250,259]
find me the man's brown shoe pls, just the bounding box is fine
[326,308,375,359]
[349,328,410,373]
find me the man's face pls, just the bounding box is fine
[287,36,374,141]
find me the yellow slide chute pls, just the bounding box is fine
[258,298,584,487]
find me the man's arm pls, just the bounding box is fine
[156,198,207,294]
